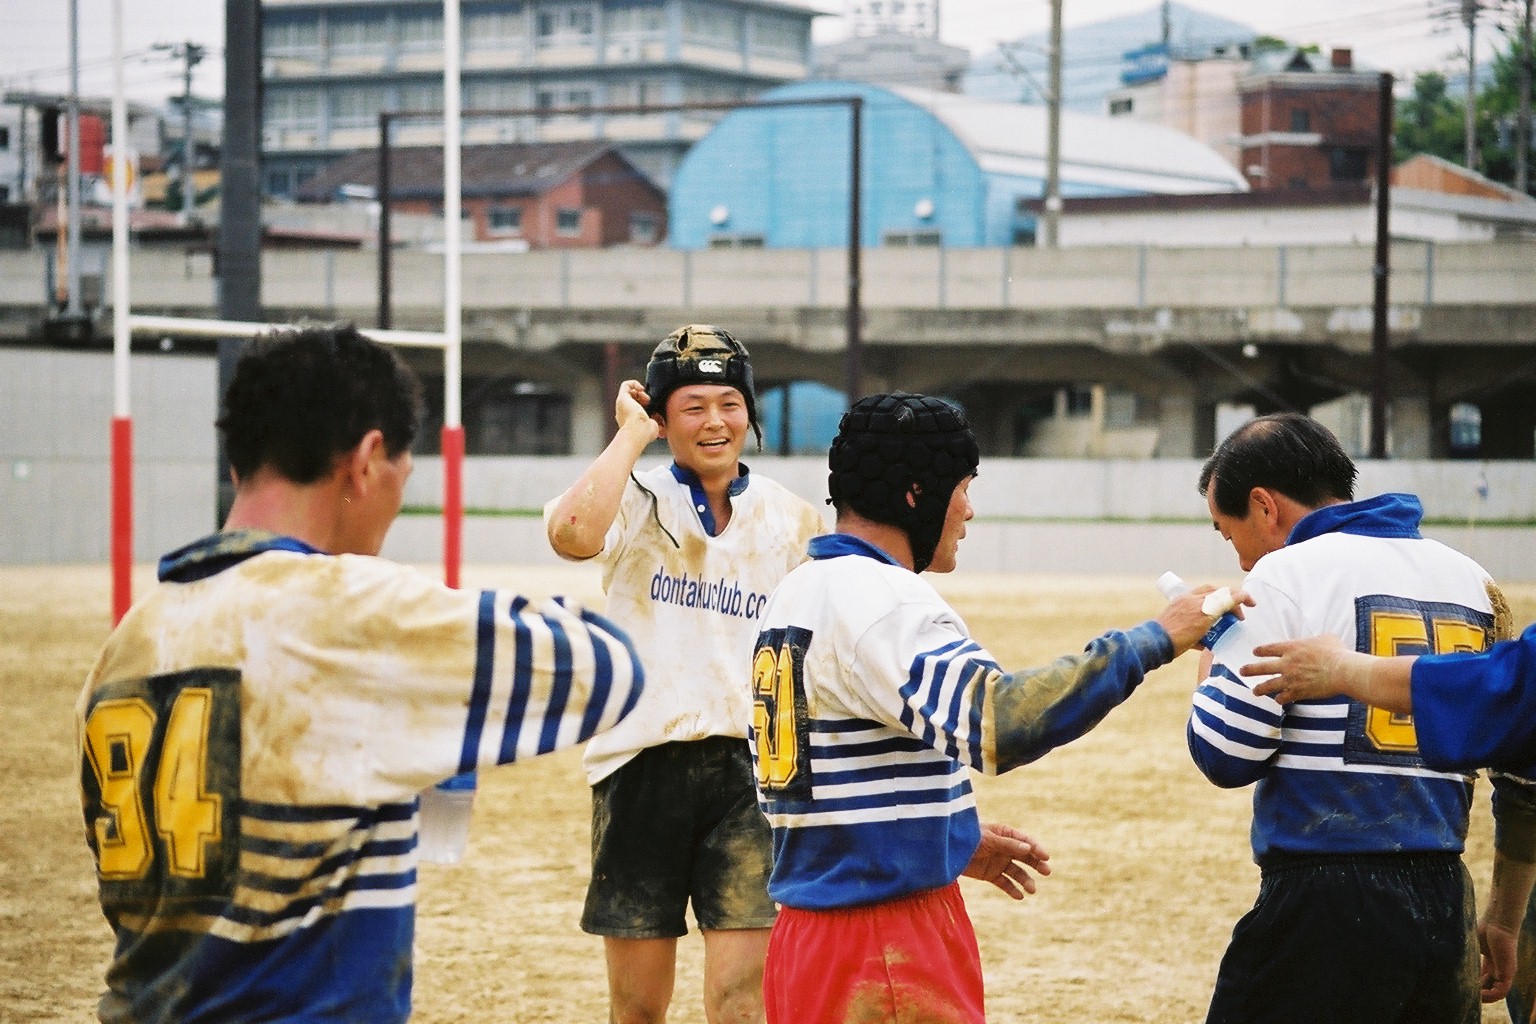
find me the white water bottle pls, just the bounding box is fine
[418,771,477,864]
[1156,571,1239,650]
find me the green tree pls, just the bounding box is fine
[1395,33,1536,194]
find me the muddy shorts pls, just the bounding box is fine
[763,881,985,1024]
[1205,850,1477,1024]
[581,736,777,938]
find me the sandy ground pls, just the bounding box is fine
[5,562,1530,1023]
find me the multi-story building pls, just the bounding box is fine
[1104,43,1248,169]
[260,0,822,198]
[1237,47,1381,192]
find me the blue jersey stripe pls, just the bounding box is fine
[457,590,498,774]
[578,614,615,743]
[500,596,535,762]
[765,779,973,816]
[538,618,574,754]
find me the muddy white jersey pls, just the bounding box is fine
[1190,494,1498,859]
[549,462,824,785]
[76,530,643,1023]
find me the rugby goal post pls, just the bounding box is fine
[108,0,468,622]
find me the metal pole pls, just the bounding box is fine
[66,0,83,318]
[110,0,132,623]
[845,96,863,407]
[1370,72,1394,459]
[378,111,393,329]
[442,0,464,590]
[1463,0,1479,170]
[1519,0,1533,193]
[1042,0,1063,248]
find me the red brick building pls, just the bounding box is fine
[298,140,666,248]
[1238,48,1383,193]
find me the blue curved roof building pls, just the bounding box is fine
[669,79,1247,249]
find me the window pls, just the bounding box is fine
[1108,97,1133,116]
[467,78,527,110]
[467,383,572,455]
[684,2,742,48]
[608,4,664,36]
[467,7,527,47]
[1328,146,1369,182]
[266,169,295,196]
[537,4,595,41]
[556,208,583,235]
[0,126,10,150]
[883,229,942,247]
[330,86,388,128]
[399,81,443,112]
[629,212,659,244]
[329,13,389,51]
[398,9,443,49]
[1289,108,1310,132]
[266,89,321,130]
[708,233,765,248]
[753,13,804,58]
[488,205,523,233]
[265,17,320,53]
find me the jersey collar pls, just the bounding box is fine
[808,533,904,566]
[669,460,750,537]
[1287,492,1424,546]
[159,530,324,583]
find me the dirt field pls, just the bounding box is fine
[5,563,1530,1023]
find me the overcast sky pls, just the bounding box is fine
[0,0,1509,107]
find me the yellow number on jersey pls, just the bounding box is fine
[1361,610,1488,755]
[83,688,223,882]
[752,643,801,790]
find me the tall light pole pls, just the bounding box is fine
[1518,0,1533,192]
[1041,0,1063,247]
[1462,0,1480,170]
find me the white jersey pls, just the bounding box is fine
[549,462,824,785]
[1190,494,1497,858]
[76,530,642,1023]
[753,534,1174,909]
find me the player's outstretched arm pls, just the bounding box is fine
[546,380,659,560]
[1242,636,1415,712]
[961,822,1051,900]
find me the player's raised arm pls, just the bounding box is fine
[545,379,659,560]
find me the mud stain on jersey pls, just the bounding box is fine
[984,648,1115,774]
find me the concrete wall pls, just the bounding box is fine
[0,348,216,565]
[5,346,1534,579]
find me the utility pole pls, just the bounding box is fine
[1462,0,1480,170]
[65,0,83,319]
[156,41,206,224]
[1518,0,1533,192]
[1370,72,1394,459]
[1041,0,1063,247]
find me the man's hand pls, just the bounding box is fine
[1242,636,1372,706]
[615,379,660,442]
[1480,918,1519,1003]
[961,822,1051,900]
[1155,587,1252,657]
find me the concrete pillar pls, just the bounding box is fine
[1153,385,1200,458]
[1390,394,1433,459]
[568,374,610,456]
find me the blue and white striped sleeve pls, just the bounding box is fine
[459,591,644,772]
[865,603,1173,777]
[1187,662,1284,787]
[1188,583,1295,788]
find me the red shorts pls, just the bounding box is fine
[764,882,986,1024]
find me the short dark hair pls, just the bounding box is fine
[217,323,424,484]
[1198,413,1356,517]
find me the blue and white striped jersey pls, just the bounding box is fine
[1189,494,1497,860]
[76,530,643,1024]
[749,534,1173,910]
